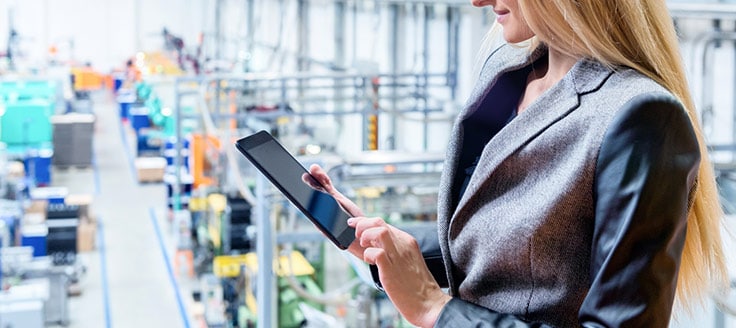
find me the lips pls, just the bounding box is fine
[494,10,510,23]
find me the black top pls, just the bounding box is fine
[452,65,532,209]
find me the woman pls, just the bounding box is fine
[308,0,727,326]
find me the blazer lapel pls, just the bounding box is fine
[449,58,614,233]
[437,44,545,292]
[438,45,543,234]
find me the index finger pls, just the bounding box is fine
[301,172,326,192]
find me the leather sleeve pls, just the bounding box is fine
[581,94,698,326]
[433,93,700,327]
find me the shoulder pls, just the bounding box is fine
[584,64,676,109]
[564,63,695,165]
[575,64,683,128]
[604,67,673,101]
[590,68,699,175]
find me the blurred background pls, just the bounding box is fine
[0,0,734,327]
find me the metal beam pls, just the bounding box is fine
[245,0,256,73]
[215,0,223,62]
[447,6,460,99]
[297,0,311,72]
[255,175,276,328]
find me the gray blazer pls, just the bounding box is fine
[433,44,700,327]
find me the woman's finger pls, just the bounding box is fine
[308,164,334,190]
[360,225,397,249]
[301,173,325,192]
[306,164,366,217]
[362,247,388,266]
[358,225,392,249]
[352,217,386,240]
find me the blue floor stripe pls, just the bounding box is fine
[117,120,138,182]
[149,207,191,328]
[98,218,112,328]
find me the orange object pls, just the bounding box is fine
[229,91,237,131]
[103,74,114,90]
[191,134,222,188]
[71,67,104,91]
[174,249,195,277]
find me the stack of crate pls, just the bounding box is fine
[51,114,95,167]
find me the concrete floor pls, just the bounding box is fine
[48,92,193,328]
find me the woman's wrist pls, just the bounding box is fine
[417,290,452,327]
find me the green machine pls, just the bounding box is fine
[0,80,59,102]
[0,99,54,147]
[135,81,196,137]
[0,80,59,151]
[236,274,325,328]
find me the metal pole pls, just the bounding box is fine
[215,79,222,132]
[255,174,275,328]
[174,80,182,211]
[135,0,142,51]
[388,3,404,150]
[447,6,460,100]
[298,0,310,72]
[298,0,310,96]
[422,4,431,151]
[335,1,346,68]
[246,0,256,73]
[352,2,358,67]
[335,1,347,126]
[215,0,223,63]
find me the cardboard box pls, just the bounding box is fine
[134,157,167,183]
[77,219,96,252]
[25,200,49,225]
[6,160,25,179]
[26,200,48,216]
[65,194,94,222]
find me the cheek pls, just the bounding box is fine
[519,23,535,40]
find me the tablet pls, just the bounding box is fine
[235,130,356,249]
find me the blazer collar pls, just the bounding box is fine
[449,46,614,228]
[460,45,547,121]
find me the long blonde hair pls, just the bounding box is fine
[497,0,727,306]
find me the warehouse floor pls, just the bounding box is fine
[47,91,193,328]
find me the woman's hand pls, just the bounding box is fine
[301,164,366,257]
[303,164,450,326]
[349,216,452,328]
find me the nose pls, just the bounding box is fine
[471,0,494,7]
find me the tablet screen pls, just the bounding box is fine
[235,131,355,249]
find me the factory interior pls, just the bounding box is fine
[0,0,736,327]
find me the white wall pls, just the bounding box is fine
[0,0,208,72]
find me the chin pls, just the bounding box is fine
[502,29,535,44]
